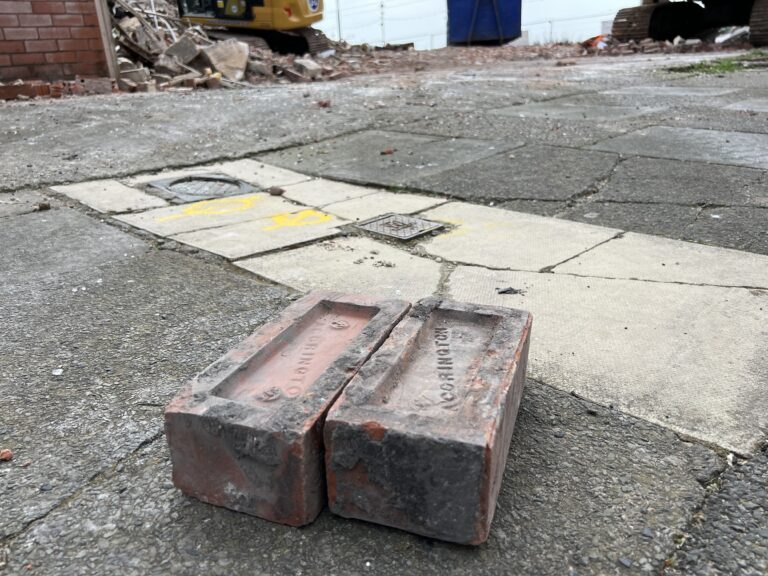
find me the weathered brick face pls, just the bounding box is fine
[0,0,109,81]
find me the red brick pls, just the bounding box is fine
[37,26,70,39]
[64,1,94,13]
[0,40,25,53]
[32,1,66,13]
[18,13,52,26]
[0,54,10,66]
[57,38,88,50]
[45,50,78,63]
[29,63,64,79]
[51,14,82,26]
[86,38,102,50]
[0,66,32,81]
[165,291,410,526]
[74,49,104,63]
[62,60,102,76]
[0,28,3,40]
[12,52,45,65]
[325,297,533,545]
[0,14,18,26]
[69,25,99,38]
[24,39,57,52]
[82,13,98,25]
[4,27,38,40]
[0,1,32,14]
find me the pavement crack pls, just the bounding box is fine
[540,231,625,273]
[0,429,164,548]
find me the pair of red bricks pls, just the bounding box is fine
[165,292,532,545]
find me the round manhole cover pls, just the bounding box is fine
[167,176,243,198]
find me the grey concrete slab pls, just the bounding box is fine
[448,265,768,454]
[592,126,768,170]
[658,106,768,136]
[0,207,290,539]
[3,381,721,576]
[260,130,511,187]
[669,448,768,576]
[683,206,768,255]
[412,145,619,202]
[495,199,568,217]
[557,232,768,288]
[494,100,665,122]
[420,202,620,271]
[604,86,738,97]
[51,180,168,213]
[282,178,378,207]
[237,236,443,301]
[0,90,369,192]
[390,111,627,148]
[322,191,446,221]
[0,209,146,289]
[596,157,768,208]
[564,201,699,239]
[0,191,53,218]
[725,98,768,113]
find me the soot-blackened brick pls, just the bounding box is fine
[165,291,409,526]
[325,297,532,544]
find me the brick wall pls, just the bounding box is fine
[0,0,110,81]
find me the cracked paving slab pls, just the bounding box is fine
[237,236,443,301]
[2,381,721,576]
[682,206,768,256]
[321,191,446,221]
[419,202,620,271]
[594,157,768,208]
[592,126,768,170]
[411,145,619,202]
[448,265,768,454]
[281,178,380,207]
[114,193,302,237]
[492,99,665,122]
[0,207,291,539]
[668,447,768,576]
[556,232,768,288]
[564,201,700,239]
[51,180,169,214]
[260,130,514,187]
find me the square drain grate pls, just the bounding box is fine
[354,213,443,240]
[148,173,257,202]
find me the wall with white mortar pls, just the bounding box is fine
[316,0,642,49]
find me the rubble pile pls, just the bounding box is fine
[580,28,752,56]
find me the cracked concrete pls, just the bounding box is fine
[2,50,767,575]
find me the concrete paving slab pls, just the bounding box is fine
[114,193,300,237]
[51,180,168,213]
[496,199,567,217]
[237,237,442,301]
[448,265,768,454]
[564,201,699,238]
[0,207,290,539]
[322,191,446,221]
[596,157,767,207]
[281,178,380,206]
[4,380,721,576]
[0,209,146,289]
[261,130,511,187]
[683,206,768,256]
[592,126,768,170]
[412,146,619,202]
[124,160,312,189]
[494,100,664,121]
[391,111,624,148]
[172,209,341,259]
[557,232,768,288]
[604,86,738,97]
[419,202,620,271]
[724,98,768,113]
[0,190,52,218]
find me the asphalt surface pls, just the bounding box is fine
[1,51,767,574]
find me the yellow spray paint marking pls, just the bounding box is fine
[155,195,264,223]
[263,209,333,231]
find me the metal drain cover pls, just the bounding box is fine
[354,213,443,240]
[148,173,257,202]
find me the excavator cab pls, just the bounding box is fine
[177,0,323,31]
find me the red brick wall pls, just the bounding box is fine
[0,0,110,81]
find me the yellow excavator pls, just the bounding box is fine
[175,0,331,53]
[613,0,768,45]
